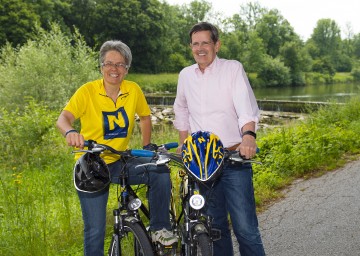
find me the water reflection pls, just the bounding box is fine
[254,83,360,103]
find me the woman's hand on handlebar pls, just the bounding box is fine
[66,132,85,149]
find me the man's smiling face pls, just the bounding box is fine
[190,30,220,71]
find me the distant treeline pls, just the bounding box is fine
[1,0,360,87]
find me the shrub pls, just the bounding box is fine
[351,67,360,81]
[257,56,291,87]
[0,23,99,111]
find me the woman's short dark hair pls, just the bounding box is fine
[189,22,219,44]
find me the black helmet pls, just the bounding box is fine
[73,152,110,193]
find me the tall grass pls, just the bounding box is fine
[0,101,84,255]
[253,96,360,206]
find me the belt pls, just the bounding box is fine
[225,143,240,151]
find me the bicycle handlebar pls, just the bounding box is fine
[162,142,179,150]
[78,140,178,159]
[77,141,260,165]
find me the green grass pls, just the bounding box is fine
[127,73,179,93]
[333,72,354,83]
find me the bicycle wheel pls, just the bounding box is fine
[195,233,212,256]
[109,220,154,256]
[108,233,120,256]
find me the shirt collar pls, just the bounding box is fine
[99,79,124,96]
[195,56,219,75]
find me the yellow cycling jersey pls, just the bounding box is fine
[64,79,151,163]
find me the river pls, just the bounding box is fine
[146,83,360,107]
[146,83,360,114]
[254,82,360,103]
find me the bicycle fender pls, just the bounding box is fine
[193,223,208,235]
[125,216,141,224]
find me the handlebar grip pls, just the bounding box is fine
[164,142,179,150]
[130,149,156,157]
[84,140,90,147]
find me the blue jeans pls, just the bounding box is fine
[200,162,265,256]
[77,157,172,256]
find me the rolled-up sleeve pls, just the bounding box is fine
[233,64,260,132]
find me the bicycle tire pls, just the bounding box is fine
[180,232,212,256]
[108,233,120,256]
[195,233,212,256]
[109,220,154,256]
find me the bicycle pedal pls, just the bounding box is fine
[155,243,177,256]
[211,228,221,241]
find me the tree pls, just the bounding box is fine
[255,9,298,58]
[234,1,265,31]
[178,0,214,47]
[310,19,341,56]
[89,0,167,73]
[312,56,336,76]
[157,3,192,72]
[280,41,312,85]
[353,33,360,59]
[0,0,40,46]
[308,19,344,72]
[241,31,266,73]
[62,0,97,46]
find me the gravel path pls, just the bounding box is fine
[232,158,360,255]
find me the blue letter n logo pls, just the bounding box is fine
[103,107,129,139]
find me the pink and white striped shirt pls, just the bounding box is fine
[173,57,260,148]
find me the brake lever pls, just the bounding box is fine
[135,157,171,169]
[72,147,104,154]
[228,152,262,165]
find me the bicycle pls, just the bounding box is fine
[146,143,261,256]
[73,140,178,256]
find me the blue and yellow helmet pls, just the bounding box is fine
[181,131,225,182]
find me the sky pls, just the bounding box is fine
[164,0,360,40]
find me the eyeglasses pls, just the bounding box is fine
[101,62,129,69]
[190,41,214,49]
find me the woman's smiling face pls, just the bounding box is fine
[101,50,128,86]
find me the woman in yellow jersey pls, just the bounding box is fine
[56,40,177,255]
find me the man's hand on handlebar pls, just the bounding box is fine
[237,136,257,159]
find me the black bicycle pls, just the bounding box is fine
[75,140,178,256]
[150,148,260,256]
